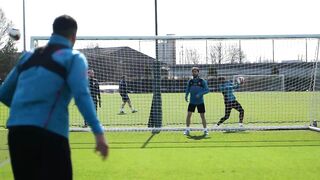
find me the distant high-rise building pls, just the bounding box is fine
[158,34,176,65]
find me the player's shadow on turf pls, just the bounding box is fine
[223,129,247,134]
[141,133,158,148]
[187,134,210,140]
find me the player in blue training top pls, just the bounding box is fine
[184,67,210,136]
[214,76,244,128]
[0,15,108,180]
[119,75,137,114]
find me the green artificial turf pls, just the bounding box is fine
[1,91,320,179]
[1,92,318,128]
[2,130,319,180]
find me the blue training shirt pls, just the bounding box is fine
[0,34,104,138]
[185,77,209,105]
[218,80,240,102]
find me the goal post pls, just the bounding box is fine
[309,39,320,131]
[6,34,320,132]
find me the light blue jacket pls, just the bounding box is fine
[185,77,209,105]
[0,34,103,138]
[218,80,239,102]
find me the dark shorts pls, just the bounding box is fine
[225,100,243,112]
[8,126,72,180]
[121,93,130,102]
[188,103,205,113]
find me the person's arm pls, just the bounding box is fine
[199,79,210,96]
[67,53,108,159]
[67,54,103,134]
[233,82,240,89]
[185,80,190,102]
[119,81,123,94]
[95,134,109,159]
[195,80,209,98]
[0,67,19,107]
[124,81,129,94]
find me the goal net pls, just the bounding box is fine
[1,35,320,132]
[232,75,285,92]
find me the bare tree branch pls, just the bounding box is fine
[185,48,200,64]
[0,8,18,80]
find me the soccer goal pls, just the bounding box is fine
[6,34,316,132]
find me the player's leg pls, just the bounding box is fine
[199,113,207,129]
[8,126,43,180]
[184,112,192,135]
[186,112,192,127]
[127,98,138,113]
[119,95,127,114]
[41,129,72,180]
[233,100,244,126]
[127,99,132,108]
[184,104,195,135]
[197,104,208,136]
[119,101,126,114]
[216,102,232,126]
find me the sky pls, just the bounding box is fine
[1,0,320,60]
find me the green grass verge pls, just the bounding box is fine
[1,130,320,180]
[0,129,9,162]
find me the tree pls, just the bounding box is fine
[227,44,246,64]
[0,40,19,77]
[185,48,200,64]
[0,8,19,80]
[209,42,246,64]
[209,42,226,64]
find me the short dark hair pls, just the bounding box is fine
[191,67,200,72]
[53,15,77,38]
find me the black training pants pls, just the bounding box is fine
[8,126,72,180]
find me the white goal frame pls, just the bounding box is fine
[29,34,320,132]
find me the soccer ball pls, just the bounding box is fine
[236,77,245,84]
[8,28,21,41]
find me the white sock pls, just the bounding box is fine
[204,128,208,132]
[186,127,190,131]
